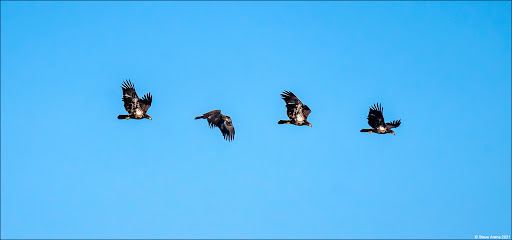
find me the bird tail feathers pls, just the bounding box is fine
[195,116,204,119]
[118,115,129,119]
[278,120,291,124]
[360,129,372,132]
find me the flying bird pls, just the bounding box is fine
[360,103,401,135]
[117,80,152,120]
[278,90,312,127]
[195,110,235,141]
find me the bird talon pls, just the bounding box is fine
[125,117,130,119]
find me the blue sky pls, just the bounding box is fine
[1,1,510,239]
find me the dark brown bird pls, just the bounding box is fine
[278,90,312,127]
[195,110,235,141]
[117,80,152,120]
[360,103,401,135]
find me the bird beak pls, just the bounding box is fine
[392,132,395,135]
[148,116,152,120]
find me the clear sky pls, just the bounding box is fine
[1,1,510,239]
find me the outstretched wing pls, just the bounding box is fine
[367,103,385,128]
[302,105,311,118]
[386,119,401,129]
[121,80,139,113]
[281,90,304,119]
[219,115,235,141]
[139,92,152,113]
[201,110,223,128]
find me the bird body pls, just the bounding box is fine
[296,114,304,123]
[134,109,144,118]
[195,110,235,141]
[376,126,387,134]
[360,103,401,135]
[117,80,152,120]
[278,90,312,127]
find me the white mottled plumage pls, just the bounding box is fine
[296,113,304,123]
[135,108,143,117]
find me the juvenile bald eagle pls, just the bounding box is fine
[360,103,401,135]
[117,80,152,120]
[195,110,235,141]
[278,90,312,127]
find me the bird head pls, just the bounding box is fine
[307,122,312,127]
[146,115,152,120]
[389,129,395,135]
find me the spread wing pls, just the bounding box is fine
[139,92,152,113]
[303,105,311,118]
[121,80,139,113]
[281,90,306,120]
[201,110,223,128]
[368,103,385,128]
[219,115,235,141]
[386,119,401,129]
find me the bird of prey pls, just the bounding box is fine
[117,80,152,120]
[195,110,235,141]
[278,90,312,127]
[360,103,401,135]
